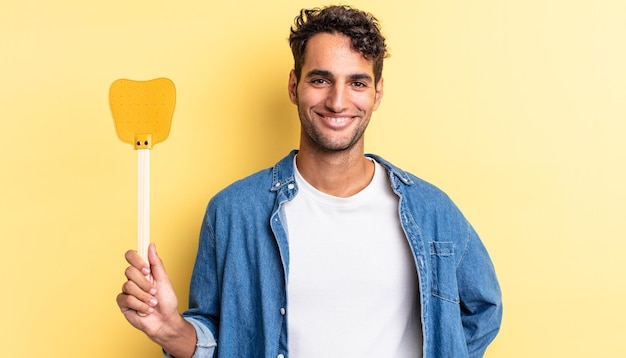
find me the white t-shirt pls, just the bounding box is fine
[284,158,423,357]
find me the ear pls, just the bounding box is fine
[372,77,384,111]
[288,69,298,104]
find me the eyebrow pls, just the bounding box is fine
[305,69,332,78]
[305,69,373,83]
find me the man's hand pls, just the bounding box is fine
[116,243,197,358]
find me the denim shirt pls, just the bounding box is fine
[166,151,502,358]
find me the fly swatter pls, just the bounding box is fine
[109,78,175,266]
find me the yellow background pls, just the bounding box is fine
[1,0,624,356]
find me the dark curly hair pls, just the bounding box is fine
[289,5,388,86]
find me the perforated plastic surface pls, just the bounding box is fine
[109,78,175,149]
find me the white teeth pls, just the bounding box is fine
[327,117,350,123]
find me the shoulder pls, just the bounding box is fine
[208,167,274,211]
[369,153,466,219]
[368,153,451,200]
[206,151,296,213]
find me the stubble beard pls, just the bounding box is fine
[298,106,369,154]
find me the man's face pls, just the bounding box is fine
[288,32,383,154]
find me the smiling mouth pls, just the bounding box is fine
[325,116,352,124]
[316,112,357,126]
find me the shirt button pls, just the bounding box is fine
[277,354,285,358]
[275,182,280,187]
[287,183,295,190]
[280,308,286,315]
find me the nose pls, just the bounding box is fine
[325,83,347,112]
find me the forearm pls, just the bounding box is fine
[151,314,198,358]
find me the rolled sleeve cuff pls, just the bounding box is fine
[162,317,217,358]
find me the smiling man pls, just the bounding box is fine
[117,6,502,358]
[288,32,382,197]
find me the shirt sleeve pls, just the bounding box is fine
[162,316,217,358]
[457,226,503,358]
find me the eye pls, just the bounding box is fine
[351,81,370,90]
[310,78,328,85]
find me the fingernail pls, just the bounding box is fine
[141,267,150,275]
[149,298,158,306]
[149,288,157,295]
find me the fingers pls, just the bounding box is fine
[123,273,157,301]
[118,243,179,323]
[116,288,156,316]
[125,249,150,273]
[119,273,157,312]
[119,246,159,316]
[126,244,167,283]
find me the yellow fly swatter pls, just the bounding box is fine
[109,78,175,266]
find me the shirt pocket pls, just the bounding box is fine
[430,241,460,304]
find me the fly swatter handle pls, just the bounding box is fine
[138,149,150,272]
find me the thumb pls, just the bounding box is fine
[147,243,170,284]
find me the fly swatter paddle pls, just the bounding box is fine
[109,77,175,268]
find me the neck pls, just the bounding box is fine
[295,146,375,197]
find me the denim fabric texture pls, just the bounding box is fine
[165,150,502,358]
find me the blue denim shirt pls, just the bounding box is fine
[167,151,502,358]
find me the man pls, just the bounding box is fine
[117,5,502,358]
